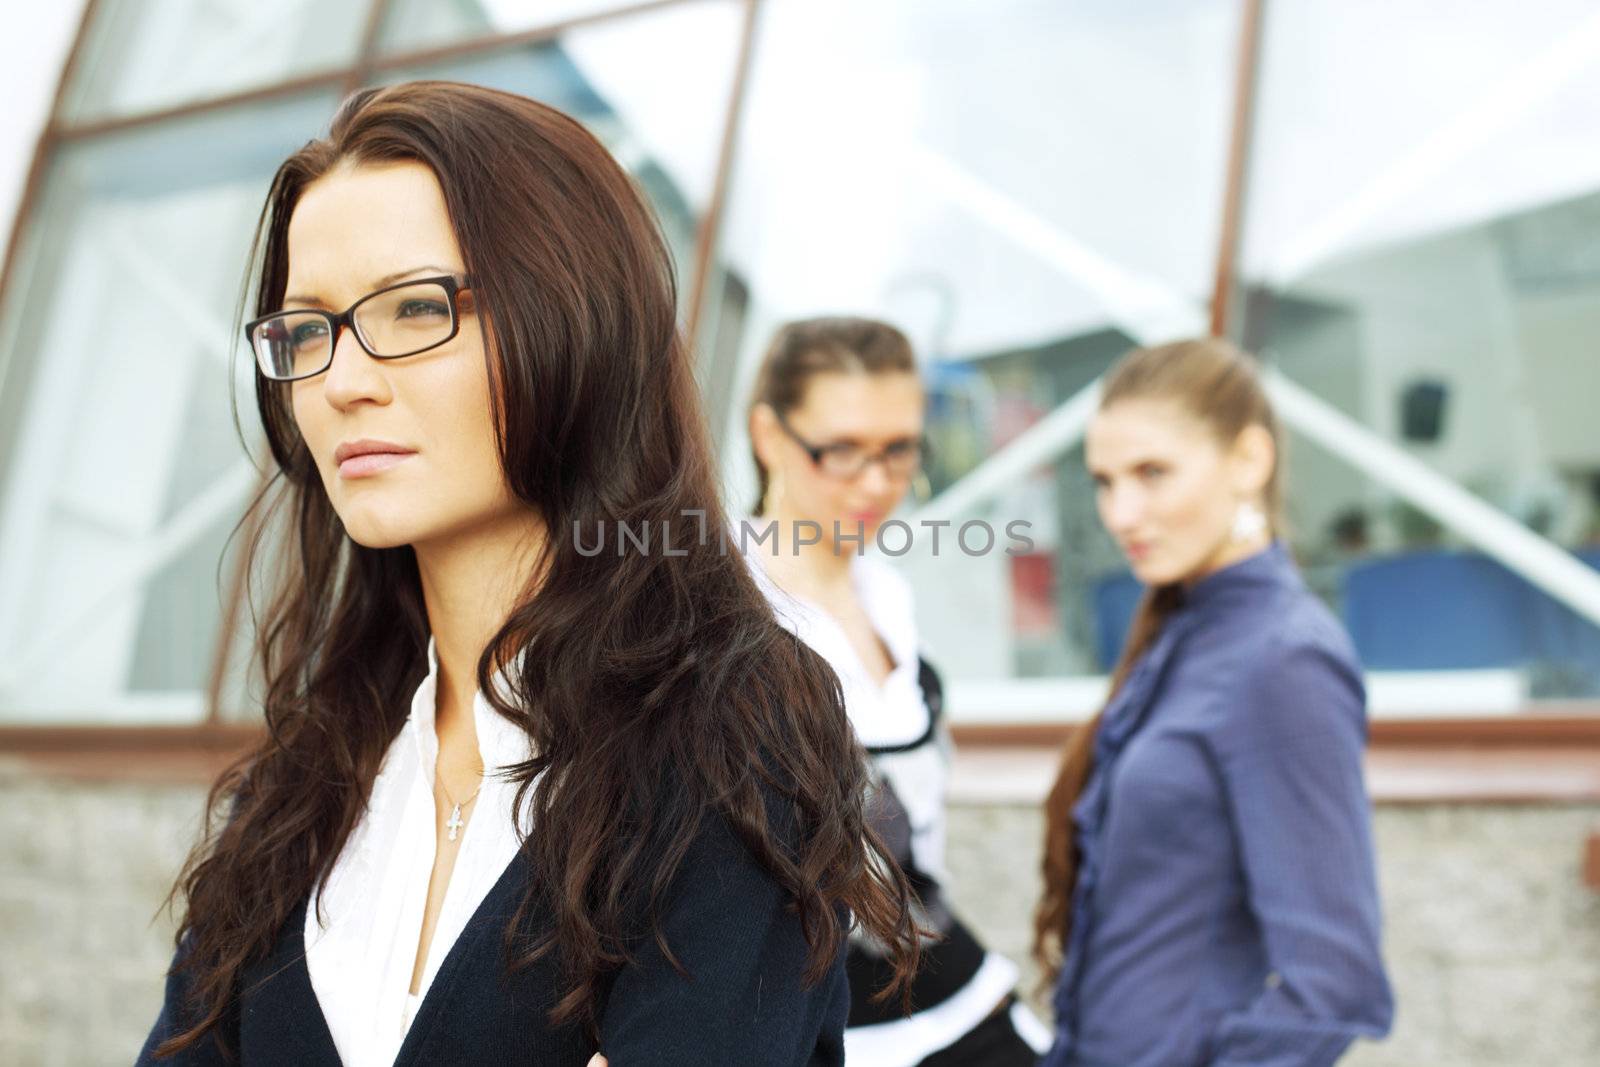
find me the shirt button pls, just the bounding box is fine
[1265,971,1283,989]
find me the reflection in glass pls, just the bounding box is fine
[62,0,367,121]
[372,0,744,318]
[1240,2,1600,702]
[710,0,1241,686]
[909,332,1134,682]
[379,0,644,53]
[0,93,336,721]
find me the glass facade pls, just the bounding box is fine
[377,0,640,53]
[0,92,336,721]
[1238,0,1600,704]
[3,0,1599,724]
[0,0,741,723]
[61,0,369,121]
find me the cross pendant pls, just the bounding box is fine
[446,803,465,842]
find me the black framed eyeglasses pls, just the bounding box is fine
[245,274,474,382]
[775,412,929,480]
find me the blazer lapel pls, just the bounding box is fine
[389,848,538,1067]
[237,896,343,1065]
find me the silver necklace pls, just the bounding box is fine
[438,772,484,842]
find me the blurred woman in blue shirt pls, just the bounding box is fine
[1034,338,1394,1067]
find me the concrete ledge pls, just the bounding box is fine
[947,743,1600,807]
[4,720,1600,805]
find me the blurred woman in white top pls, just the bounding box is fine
[741,317,1050,1067]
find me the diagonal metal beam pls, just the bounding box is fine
[907,141,1206,345]
[1264,368,1600,628]
[916,362,1600,634]
[912,375,1100,527]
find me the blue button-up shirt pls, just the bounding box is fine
[1045,542,1394,1067]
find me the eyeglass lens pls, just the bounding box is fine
[252,280,456,380]
[817,441,923,478]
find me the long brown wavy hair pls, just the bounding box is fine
[153,81,918,1057]
[1032,337,1284,982]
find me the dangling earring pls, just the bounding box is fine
[1232,501,1268,544]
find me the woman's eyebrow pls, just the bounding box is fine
[282,264,461,307]
[370,264,459,288]
[1085,457,1137,478]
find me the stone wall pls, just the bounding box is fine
[943,801,1600,1067]
[0,768,200,1067]
[2,761,1597,1066]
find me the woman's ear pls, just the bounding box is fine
[1229,423,1277,498]
[749,403,783,473]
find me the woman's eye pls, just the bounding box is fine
[291,321,328,347]
[396,299,449,319]
[1137,463,1167,481]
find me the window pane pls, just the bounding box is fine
[0,93,337,722]
[706,0,1240,701]
[371,0,746,311]
[1241,0,1600,705]
[377,0,655,55]
[711,0,1239,468]
[61,0,369,122]
[909,335,1134,688]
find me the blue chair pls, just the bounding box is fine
[1518,548,1600,691]
[1340,551,1534,670]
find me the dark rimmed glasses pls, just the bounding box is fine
[245,274,474,382]
[776,412,929,480]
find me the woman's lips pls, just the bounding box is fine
[338,452,415,478]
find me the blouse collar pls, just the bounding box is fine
[408,637,533,782]
[738,519,918,677]
[1181,539,1296,613]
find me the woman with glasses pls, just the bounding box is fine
[740,318,1049,1067]
[1034,339,1393,1067]
[136,82,919,1066]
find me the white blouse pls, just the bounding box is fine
[742,544,928,750]
[742,542,1039,1065]
[303,638,535,1067]
[742,545,950,879]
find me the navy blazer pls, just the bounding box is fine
[136,811,849,1066]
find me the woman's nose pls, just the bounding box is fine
[1101,484,1143,532]
[321,325,390,409]
[857,458,893,495]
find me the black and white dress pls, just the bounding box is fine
[743,545,1049,1066]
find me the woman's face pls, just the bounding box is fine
[1085,397,1271,586]
[285,160,526,550]
[753,370,924,544]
